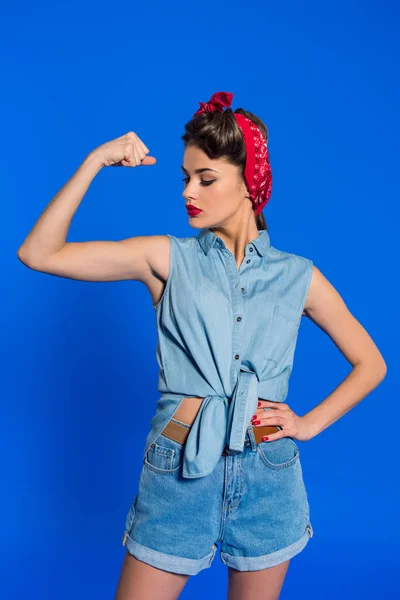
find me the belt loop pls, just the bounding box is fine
[247,426,257,451]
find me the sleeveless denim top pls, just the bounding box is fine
[142,227,313,479]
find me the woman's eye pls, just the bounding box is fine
[181,178,215,186]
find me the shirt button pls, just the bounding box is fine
[235,354,240,360]
[236,316,242,322]
[249,247,254,252]
[241,287,245,293]
[246,259,251,264]
[233,282,238,288]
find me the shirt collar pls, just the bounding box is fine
[197,227,270,257]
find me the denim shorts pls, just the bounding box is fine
[121,417,314,575]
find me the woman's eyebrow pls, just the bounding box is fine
[181,166,219,174]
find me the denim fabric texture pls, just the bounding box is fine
[142,228,313,479]
[123,418,313,574]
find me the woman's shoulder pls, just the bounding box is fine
[267,242,313,270]
[166,233,199,253]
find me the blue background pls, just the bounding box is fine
[2,0,398,598]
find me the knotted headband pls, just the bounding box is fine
[193,91,272,215]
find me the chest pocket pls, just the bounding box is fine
[264,303,299,372]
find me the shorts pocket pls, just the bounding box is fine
[257,436,300,470]
[143,432,184,474]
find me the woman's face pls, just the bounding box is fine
[181,145,249,228]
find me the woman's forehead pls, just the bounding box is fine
[182,146,230,171]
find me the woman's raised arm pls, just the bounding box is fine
[17,131,161,283]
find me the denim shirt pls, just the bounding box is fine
[142,228,313,479]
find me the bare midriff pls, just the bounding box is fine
[173,396,204,426]
[173,396,255,428]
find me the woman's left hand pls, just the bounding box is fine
[251,400,312,442]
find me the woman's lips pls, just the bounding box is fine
[186,205,203,216]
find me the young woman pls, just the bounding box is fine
[18,92,386,600]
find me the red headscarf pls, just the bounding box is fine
[193,91,272,215]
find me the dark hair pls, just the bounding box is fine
[181,107,269,231]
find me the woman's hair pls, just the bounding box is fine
[181,107,270,231]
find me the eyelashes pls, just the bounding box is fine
[181,178,215,186]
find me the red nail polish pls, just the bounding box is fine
[258,401,261,407]
[263,436,269,441]
[252,414,257,420]
[254,420,261,425]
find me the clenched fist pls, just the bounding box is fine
[92,131,156,168]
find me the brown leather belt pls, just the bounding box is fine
[158,418,280,456]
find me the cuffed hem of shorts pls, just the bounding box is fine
[220,525,313,571]
[125,534,217,576]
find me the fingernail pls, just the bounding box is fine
[253,420,261,425]
[258,401,261,407]
[263,436,269,441]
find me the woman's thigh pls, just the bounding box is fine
[114,551,190,600]
[227,560,290,600]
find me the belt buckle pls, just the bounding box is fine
[222,443,243,457]
[222,443,230,457]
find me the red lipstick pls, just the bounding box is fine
[186,204,203,216]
